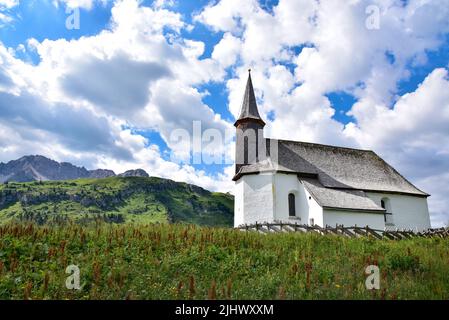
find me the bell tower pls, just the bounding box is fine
[234,70,266,174]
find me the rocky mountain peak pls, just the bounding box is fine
[118,169,149,178]
[0,155,144,183]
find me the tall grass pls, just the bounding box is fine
[0,222,448,300]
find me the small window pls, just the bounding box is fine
[288,193,296,217]
[309,218,315,226]
[243,136,249,164]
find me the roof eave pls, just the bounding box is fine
[322,206,386,214]
[234,117,266,127]
[351,188,430,198]
[233,168,295,181]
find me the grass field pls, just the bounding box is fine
[0,222,448,300]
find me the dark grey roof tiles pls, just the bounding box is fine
[235,71,265,126]
[275,139,427,196]
[302,178,385,212]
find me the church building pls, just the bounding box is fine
[233,71,431,231]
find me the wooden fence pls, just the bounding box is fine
[236,222,449,240]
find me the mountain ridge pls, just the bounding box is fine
[0,155,148,183]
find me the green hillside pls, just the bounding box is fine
[0,223,448,300]
[0,177,233,227]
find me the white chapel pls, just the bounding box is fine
[233,71,431,231]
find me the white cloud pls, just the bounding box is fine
[153,0,176,10]
[212,32,242,68]
[346,68,449,153]
[195,0,258,33]
[344,68,449,227]
[0,0,17,26]
[0,0,18,9]
[0,0,235,193]
[53,0,109,10]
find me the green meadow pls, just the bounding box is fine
[0,223,448,300]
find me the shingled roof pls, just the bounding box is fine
[302,178,385,212]
[234,70,265,127]
[234,138,428,198]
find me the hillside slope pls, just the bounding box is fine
[0,177,233,227]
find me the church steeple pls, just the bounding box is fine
[234,70,265,127]
[234,69,266,175]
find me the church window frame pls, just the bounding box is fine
[243,136,249,164]
[288,193,296,217]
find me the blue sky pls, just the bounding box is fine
[1,1,112,57]
[0,0,449,226]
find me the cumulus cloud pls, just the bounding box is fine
[212,32,242,68]
[0,0,18,9]
[344,68,449,227]
[0,0,17,26]
[53,0,109,10]
[0,0,235,192]
[346,68,449,158]
[0,65,13,89]
[0,91,129,155]
[61,53,172,117]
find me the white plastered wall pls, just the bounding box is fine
[272,173,323,225]
[323,209,385,230]
[234,173,275,227]
[234,173,324,227]
[366,192,431,231]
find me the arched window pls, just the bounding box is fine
[288,193,296,217]
[243,136,249,164]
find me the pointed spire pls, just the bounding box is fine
[234,69,265,127]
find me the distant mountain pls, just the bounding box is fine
[0,155,148,183]
[88,169,116,179]
[118,169,149,178]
